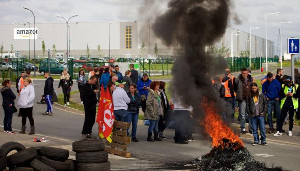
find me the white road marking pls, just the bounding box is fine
[255,154,274,158]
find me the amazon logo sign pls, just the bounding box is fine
[14,28,38,40]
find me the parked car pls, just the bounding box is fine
[82,63,103,71]
[0,62,10,70]
[39,60,64,75]
[24,62,38,71]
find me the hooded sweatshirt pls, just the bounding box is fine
[18,84,35,108]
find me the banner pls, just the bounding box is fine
[97,86,115,143]
[14,28,38,39]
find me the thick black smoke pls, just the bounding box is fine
[153,0,231,115]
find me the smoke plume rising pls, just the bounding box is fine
[152,0,232,115]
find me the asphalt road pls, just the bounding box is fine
[0,79,300,170]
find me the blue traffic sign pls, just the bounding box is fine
[288,38,300,54]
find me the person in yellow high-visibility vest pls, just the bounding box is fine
[274,76,300,137]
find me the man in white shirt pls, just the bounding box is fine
[112,82,130,122]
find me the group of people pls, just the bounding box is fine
[216,67,299,146]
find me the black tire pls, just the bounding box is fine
[39,147,69,161]
[40,156,74,171]
[6,147,38,167]
[72,139,105,152]
[30,157,56,171]
[0,142,26,157]
[77,162,110,171]
[10,167,34,171]
[76,151,108,163]
[0,148,7,171]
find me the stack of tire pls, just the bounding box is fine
[0,141,74,171]
[72,138,110,171]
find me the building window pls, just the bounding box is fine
[126,26,132,49]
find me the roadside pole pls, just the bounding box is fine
[287,38,300,82]
[48,49,50,75]
[291,54,294,82]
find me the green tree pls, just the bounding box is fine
[0,44,3,58]
[140,42,145,57]
[87,44,90,58]
[208,43,230,57]
[42,40,46,57]
[154,43,158,57]
[97,45,102,57]
[239,50,250,57]
[52,44,56,56]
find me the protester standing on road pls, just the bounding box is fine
[16,71,25,94]
[262,72,281,133]
[113,82,130,122]
[123,70,133,93]
[58,69,73,106]
[77,70,87,104]
[100,67,111,90]
[145,81,163,142]
[18,77,35,135]
[247,82,267,146]
[274,76,300,137]
[137,73,152,113]
[130,64,139,85]
[235,68,254,134]
[221,69,236,122]
[114,65,123,83]
[276,68,284,85]
[1,80,16,134]
[18,70,31,93]
[81,76,99,138]
[127,84,140,142]
[158,81,170,139]
[43,72,54,116]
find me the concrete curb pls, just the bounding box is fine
[53,102,84,115]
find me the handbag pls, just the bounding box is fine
[12,105,18,113]
[52,91,58,102]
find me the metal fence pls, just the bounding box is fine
[225,57,279,72]
[0,58,25,82]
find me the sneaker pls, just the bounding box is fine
[3,131,7,133]
[188,137,195,142]
[64,104,67,106]
[261,142,268,146]
[268,128,275,134]
[241,129,247,134]
[42,112,49,115]
[252,142,259,146]
[132,138,139,142]
[81,101,83,104]
[288,131,292,136]
[7,131,15,134]
[67,102,70,106]
[176,140,188,144]
[273,131,282,136]
[48,112,53,116]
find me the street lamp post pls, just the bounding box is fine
[57,14,78,69]
[26,22,31,61]
[279,21,292,69]
[148,19,151,58]
[265,11,280,72]
[249,27,260,68]
[23,7,36,76]
[109,22,111,58]
[230,29,239,65]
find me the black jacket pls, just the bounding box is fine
[44,77,54,96]
[160,90,170,115]
[127,92,140,113]
[1,87,16,107]
[246,93,267,117]
[16,76,21,93]
[82,83,97,107]
[130,69,139,85]
[58,78,73,94]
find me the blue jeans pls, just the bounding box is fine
[252,116,266,143]
[238,100,247,130]
[114,110,128,122]
[148,119,159,134]
[127,112,139,138]
[267,99,281,129]
[3,106,13,131]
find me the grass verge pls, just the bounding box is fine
[57,90,84,111]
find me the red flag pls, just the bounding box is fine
[97,86,106,138]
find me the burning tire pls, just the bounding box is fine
[0,148,7,170]
[72,139,105,152]
[76,162,110,171]
[30,157,56,171]
[40,156,74,171]
[76,151,108,163]
[0,141,26,157]
[39,146,69,161]
[6,147,38,167]
[10,167,35,171]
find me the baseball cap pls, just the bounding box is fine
[286,76,292,82]
[115,82,126,86]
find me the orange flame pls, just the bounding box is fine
[202,100,244,150]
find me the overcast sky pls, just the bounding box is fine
[0,0,299,54]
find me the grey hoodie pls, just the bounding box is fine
[18,84,35,108]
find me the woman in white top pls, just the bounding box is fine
[18,77,35,135]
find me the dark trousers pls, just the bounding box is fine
[114,110,128,122]
[64,93,70,104]
[78,85,84,102]
[141,100,146,113]
[174,110,193,142]
[20,107,34,127]
[3,106,13,131]
[82,106,96,134]
[278,102,295,132]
